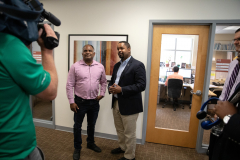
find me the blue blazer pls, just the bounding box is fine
[108,57,146,115]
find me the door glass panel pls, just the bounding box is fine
[156,34,199,131]
[161,36,176,50]
[175,51,191,65]
[32,96,53,121]
[176,38,193,50]
[160,51,175,67]
[31,33,53,121]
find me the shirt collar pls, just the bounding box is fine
[79,59,98,66]
[120,56,131,64]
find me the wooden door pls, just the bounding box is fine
[146,25,210,148]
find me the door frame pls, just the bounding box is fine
[142,20,240,153]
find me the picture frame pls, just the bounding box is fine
[160,62,165,67]
[171,62,176,67]
[181,63,186,68]
[186,64,191,69]
[68,34,128,81]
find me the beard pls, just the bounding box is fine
[118,52,124,59]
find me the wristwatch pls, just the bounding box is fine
[223,114,232,125]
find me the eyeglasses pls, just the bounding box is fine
[233,37,240,42]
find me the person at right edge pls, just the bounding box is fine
[210,28,240,160]
[108,41,146,160]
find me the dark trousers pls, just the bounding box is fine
[73,95,100,150]
[208,132,218,160]
[24,147,44,160]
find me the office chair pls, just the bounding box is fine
[162,78,184,111]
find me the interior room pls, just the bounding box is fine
[19,0,240,159]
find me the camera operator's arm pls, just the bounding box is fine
[35,24,58,100]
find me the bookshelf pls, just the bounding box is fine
[214,50,236,52]
[214,41,235,51]
[211,34,237,73]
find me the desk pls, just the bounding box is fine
[209,85,224,89]
[209,90,217,97]
[158,82,217,97]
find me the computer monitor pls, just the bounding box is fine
[166,71,174,77]
[178,69,191,78]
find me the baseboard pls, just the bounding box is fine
[33,118,55,129]
[55,125,142,144]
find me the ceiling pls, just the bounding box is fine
[216,25,240,34]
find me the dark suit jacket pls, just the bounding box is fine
[212,114,240,160]
[211,82,240,160]
[108,57,146,115]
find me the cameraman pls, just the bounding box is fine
[0,23,58,160]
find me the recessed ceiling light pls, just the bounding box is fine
[223,26,240,30]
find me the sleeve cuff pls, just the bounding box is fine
[69,98,74,104]
[100,92,105,96]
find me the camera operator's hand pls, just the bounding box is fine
[37,24,57,51]
[213,101,237,119]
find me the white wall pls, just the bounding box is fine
[40,0,240,139]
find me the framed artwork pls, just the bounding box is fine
[160,62,165,67]
[68,34,128,81]
[181,63,186,68]
[171,62,176,67]
[186,64,191,69]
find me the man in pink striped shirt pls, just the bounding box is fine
[66,44,107,160]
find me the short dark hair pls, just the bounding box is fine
[119,41,131,49]
[173,66,179,72]
[83,44,94,50]
[235,28,240,34]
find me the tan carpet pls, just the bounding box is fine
[35,126,208,160]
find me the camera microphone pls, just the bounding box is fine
[42,9,61,26]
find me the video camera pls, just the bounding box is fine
[0,0,61,49]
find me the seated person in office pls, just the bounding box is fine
[165,66,183,86]
[209,28,240,160]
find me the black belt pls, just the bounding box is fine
[75,95,95,101]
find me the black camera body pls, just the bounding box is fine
[0,0,61,49]
[38,24,60,50]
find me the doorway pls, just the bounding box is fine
[146,25,210,148]
[141,20,240,153]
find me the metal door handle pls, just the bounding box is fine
[190,90,201,96]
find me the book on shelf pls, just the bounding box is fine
[214,42,235,51]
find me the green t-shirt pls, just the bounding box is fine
[0,33,51,159]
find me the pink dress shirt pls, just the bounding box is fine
[66,60,107,104]
[165,72,183,86]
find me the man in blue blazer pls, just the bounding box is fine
[108,41,146,160]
